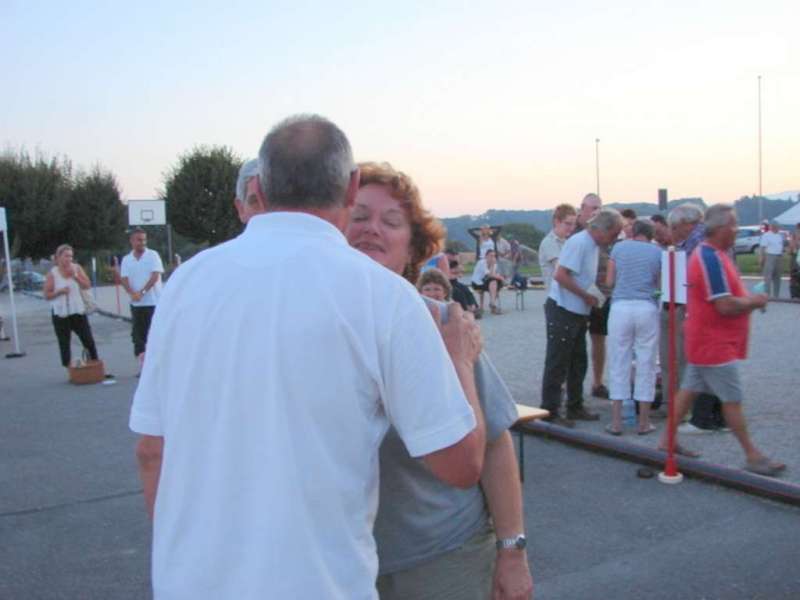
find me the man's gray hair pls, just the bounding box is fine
[258,114,354,209]
[236,159,260,205]
[581,193,601,207]
[632,218,654,240]
[704,203,735,234]
[588,208,623,233]
[667,203,704,227]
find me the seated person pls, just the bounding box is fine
[446,253,481,318]
[471,249,505,315]
[416,268,451,302]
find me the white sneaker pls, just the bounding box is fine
[678,423,713,435]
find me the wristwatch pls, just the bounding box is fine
[496,534,526,551]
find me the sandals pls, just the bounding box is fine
[604,424,622,436]
[490,305,502,315]
[638,424,657,436]
[745,457,786,477]
[659,443,701,458]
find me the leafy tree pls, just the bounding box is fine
[0,151,71,259]
[499,222,545,250]
[164,146,243,246]
[65,167,127,256]
[445,239,468,253]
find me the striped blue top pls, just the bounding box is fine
[610,240,662,303]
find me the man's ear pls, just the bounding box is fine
[344,168,360,209]
[247,176,268,212]
[234,199,248,224]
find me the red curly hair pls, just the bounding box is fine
[357,162,446,284]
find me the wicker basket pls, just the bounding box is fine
[68,358,106,385]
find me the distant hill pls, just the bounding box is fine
[733,195,799,225]
[765,190,800,202]
[440,198,705,246]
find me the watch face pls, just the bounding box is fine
[515,535,527,550]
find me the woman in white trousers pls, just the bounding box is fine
[605,219,663,435]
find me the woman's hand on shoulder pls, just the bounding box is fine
[437,303,482,368]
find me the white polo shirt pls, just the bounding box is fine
[759,231,783,255]
[120,248,164,306]
[129,212,475,600]
[548,229,599,315]
[470,258,498,285]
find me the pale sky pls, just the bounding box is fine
[2,0,798,217]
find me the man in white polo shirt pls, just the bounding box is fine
[130,115,486,600]
[120,228,164,371]
[759,222,784,298]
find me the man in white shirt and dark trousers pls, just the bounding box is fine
[120,228,164,372]
[759,222,784,298]
[129,115,486,600]
[540,209,622,426]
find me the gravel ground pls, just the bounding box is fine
[478,284,800,484]
[2,288,798,599]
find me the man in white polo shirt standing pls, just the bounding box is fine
[759,222,784,298]
[130,115,486,600]
[120,228,164,372]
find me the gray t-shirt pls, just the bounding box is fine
[548,230,598,315]
[374,300,517,575]
[610,240,662,303]
[538,230,566,293]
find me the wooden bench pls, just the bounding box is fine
[512,404,549,481]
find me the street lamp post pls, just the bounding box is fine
[758,75,763,224]
[595,138,600,197]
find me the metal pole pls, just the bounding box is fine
[113,256,121,315]
[166,224,174,266]
[758,75,763,223]
[595,138,600,197]
[91,257,97,298]
[659,246,683,484]
[2,230,25,358]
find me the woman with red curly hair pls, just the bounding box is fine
[346,162,533,600]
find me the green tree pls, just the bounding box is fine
[164,146,243,246]
[445,239,468,253]
[65,167,127,256]
[0,151,72,259]
[499,222,544,250]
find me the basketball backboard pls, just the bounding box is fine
[128,199,166,226]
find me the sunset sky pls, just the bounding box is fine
[2,1,798,217]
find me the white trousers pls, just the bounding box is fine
[608,299,659,403]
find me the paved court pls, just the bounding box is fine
[1,290,798,599]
